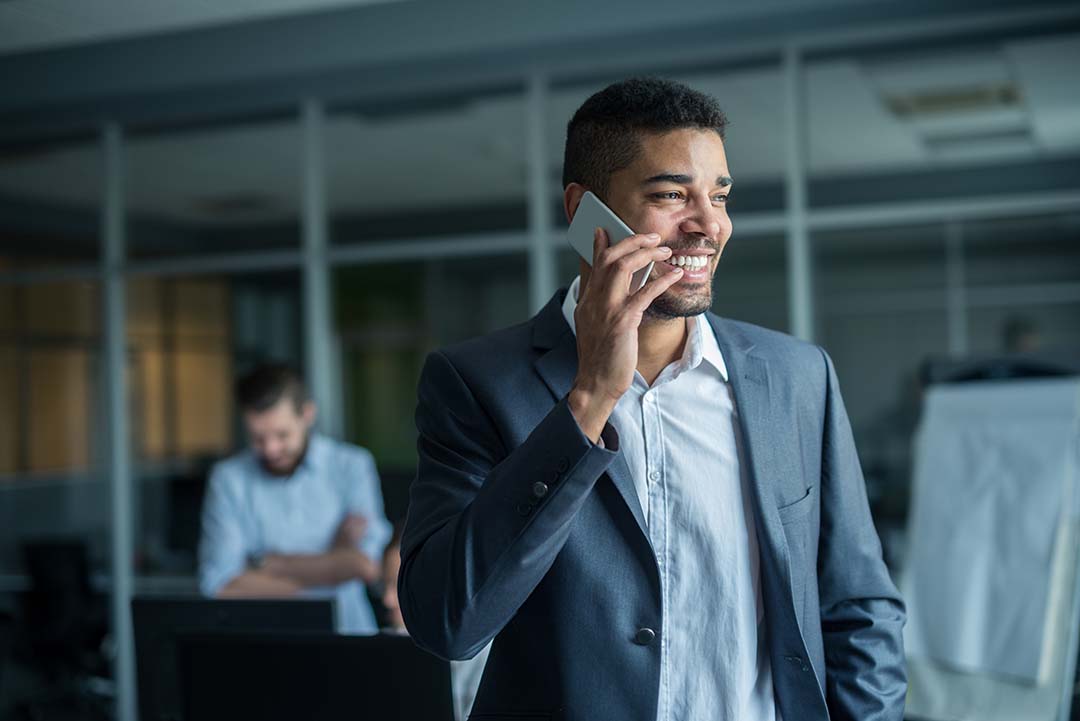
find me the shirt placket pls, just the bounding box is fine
[643,387,669,721]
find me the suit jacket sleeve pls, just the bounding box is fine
[398,349,619,660]
[817,347,908,721]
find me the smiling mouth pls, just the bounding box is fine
[663,252,712,270]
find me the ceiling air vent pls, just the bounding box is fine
[885,82,1020,118]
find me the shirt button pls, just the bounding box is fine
[648,470,660,482]
[633,627,656,646]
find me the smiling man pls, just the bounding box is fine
[399,77,906,720]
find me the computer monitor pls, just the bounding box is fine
[178,631,454,721]
[132,596,335,721]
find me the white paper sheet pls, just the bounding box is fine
[903,378,1080,683]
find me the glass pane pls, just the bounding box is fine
[24,281,99,336]
[964,212,1080,287]
[27,348,94,472]
[0,284,13,331]
[969,303,1080,357]
[821,307,946,524]
[0,138,101,267]
[335,254,528,521]
[815,223,950,565]
[711,233,788,332]
[127,118,300,259]
[173,349,233,456]
[131,270,302,576]
[964,211,1080,356]
[0,345,17,476]
[817,224,946,295]
[4,281,102,473]
[0,281,103,573]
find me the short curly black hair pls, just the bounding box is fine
[562,77,728,197]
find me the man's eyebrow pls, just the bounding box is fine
[641,173,735,187]
[642,173,692,185]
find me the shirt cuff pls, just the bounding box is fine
[597,422,619,452]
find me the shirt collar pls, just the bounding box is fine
[288,432,325,475]
[561,275,728,382]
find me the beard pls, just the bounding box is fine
[644,237,720,319]
[644,281,715,319]
[259,436,310,478]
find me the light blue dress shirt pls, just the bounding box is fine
[198,433,392,634]
[563,276,779,720]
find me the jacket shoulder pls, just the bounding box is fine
[432,317,548,380]
[712,315,820,360]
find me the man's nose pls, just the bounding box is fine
[679,199,723,240]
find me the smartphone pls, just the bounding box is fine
[567,191,652,293]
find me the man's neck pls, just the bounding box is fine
[637,316,689,386]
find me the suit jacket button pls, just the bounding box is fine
[633,628,656,646]
[532,482,549,499]
[516,502,533,517]
[556,457,569,472]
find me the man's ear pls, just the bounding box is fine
[301,400,317,428]
[563,183,588,224]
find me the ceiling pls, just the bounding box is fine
[0,30,1076,228]
[0,0,405,57]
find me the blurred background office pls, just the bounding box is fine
[1,0,1079,719]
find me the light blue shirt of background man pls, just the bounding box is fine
[198,363,392,634]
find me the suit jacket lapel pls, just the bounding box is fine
[707,314,794,597]
[532,291,650,540]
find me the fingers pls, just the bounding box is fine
[591,227,608,267]
[587,228,667,294]
[598,230,662,265]
[631,266,684,312]
[600,246,673,299]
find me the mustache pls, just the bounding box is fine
[662,238,722,253]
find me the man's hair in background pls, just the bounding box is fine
[562,77,728,198]
[236,362,310,414]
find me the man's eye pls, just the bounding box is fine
[712,194,730,203]
[653,191,683,200]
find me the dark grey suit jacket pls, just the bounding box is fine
[400,288,906,721]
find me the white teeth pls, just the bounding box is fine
[670,255,710,268]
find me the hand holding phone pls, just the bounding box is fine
[567,191,653,293]
[565,193,685,442]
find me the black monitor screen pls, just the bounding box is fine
[178,631,454,721]
[132,596,335,721]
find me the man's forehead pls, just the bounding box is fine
[632,129,731,182]
[246,400,303,425]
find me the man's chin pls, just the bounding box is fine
[263,459,298,476]
[645,289,713,319]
